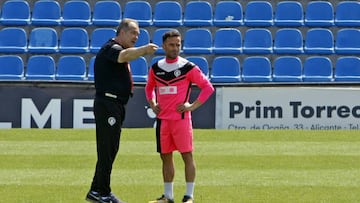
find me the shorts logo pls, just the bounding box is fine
[108,117,116,126]
[174,70,181,77]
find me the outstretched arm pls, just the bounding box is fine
[117,43,158,63]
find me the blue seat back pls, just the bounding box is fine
[335,1,360,26]
[335,28,360,54]
[274,1,304,26]
[153,1,182,27]
[334,57,360,81]
[0,27,27,53]
[210,56,241,83]
[242,56,272,82]
[303,56,333,82]
[213,28,242,54]
[244,1,273,26]
[28,27,58,54]
[213,1,243,27]
[56,56,86,80]
[304,28,334,54]
[243,28,273,54]
[130,57,148,82]
[123,1,152,26]
[183,1,213,26]
[0,0,30,25]
[0,55,24,80]
[26,55,55,80]
[135,28,150,47]
[62,0,91,26]
[183,28,212,54]
[90,28,116,53]
[274,28,304,54]
[273,56,302,82]
[59,28,89,53]
[92,1,122,26]
[31,0,61,26]
[304,1,334,27]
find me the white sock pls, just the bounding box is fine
[185,182,195,198]
[164,182,174,200]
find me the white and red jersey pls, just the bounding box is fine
[145,56,214,120]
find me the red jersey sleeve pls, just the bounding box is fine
[188,66,215,104]
[145,68,156,101]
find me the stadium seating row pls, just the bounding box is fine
[1,27,359,55]
[0,1,359,27]
[210,56,360,83]
[0,55,359,83]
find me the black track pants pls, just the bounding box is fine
[90,96,125,196]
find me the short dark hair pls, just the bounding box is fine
[162,30,181,42]
[116,18,139,36]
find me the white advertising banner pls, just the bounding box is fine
[216,87,360,130]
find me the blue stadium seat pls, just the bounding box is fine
[183,1,213,27]
[150,56,164,66]
[304,1,334,27]
[61,0,91,26]
[213,1,243,27]
[210,56,241,83]
[304,28,334,54]
[244,1,273,26]
[335,28,360,54]
[303,56,333,82]
[334,57,360,81]
[123,1,152,27]
[31,0,61,26]
[56,56,86,81]
[272,56,302,82]
[152,28,176,54]
[92,1,122,26]
[135,28,150,47]
[0,55,24,80]
[0,0,30,26]
[186,56,209,77]
[274,28,304,54]
[213,28,242,54]
[59,28,89,54]
[242,56,272,82]
[153,1,182,27]
[90,28,116,54]
[335,1,360,27]
[274,1,304,27]
[183,28,212,54]
[130,56,148,82]
[28,27,58,54]
[0,27,27,53]
[243,28,273,54]
[25,55,55,80]
[87,56,95,81]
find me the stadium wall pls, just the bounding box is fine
[216,85,360,130]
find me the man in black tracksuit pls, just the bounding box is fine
[85,18,158,203]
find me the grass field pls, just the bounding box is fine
[0,129,360,203]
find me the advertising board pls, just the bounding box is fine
[216,87,360,130]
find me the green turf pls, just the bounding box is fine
[0,129,360,202]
